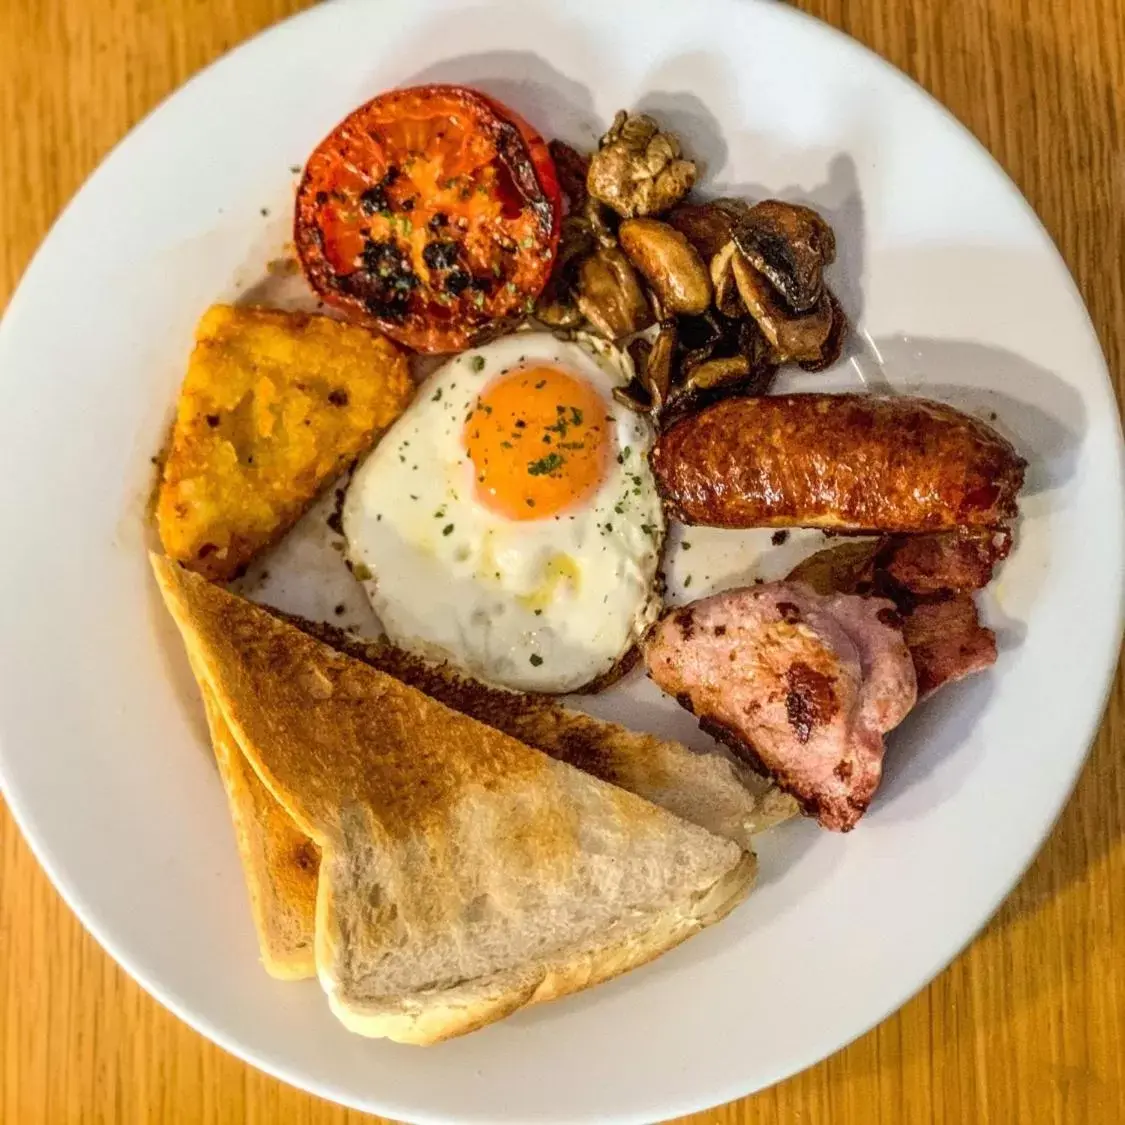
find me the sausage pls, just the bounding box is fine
[651,394,1025,531]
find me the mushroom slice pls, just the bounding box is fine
[627,336,653,374]
[737,318,782,394]
[733,200,836,314]
[551,214,598,278]
[666,198,752,261]
[613,376,653,413]
[617,322,677,415]
[619,218,712,316]
[586,110,698,218]
[576,246,654,340]
[535,297,584,328]
[534,215,596,327]
[676,309,726,372]
[710,242,745,318]
[642,321,677,408]
[731,251,834,363]
[548,139,590,211]
[682,355,752,388]
[798,289,849,372]
[583,196,619,248]
[665,355,762,419]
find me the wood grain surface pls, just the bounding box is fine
[1,1,1122,1122]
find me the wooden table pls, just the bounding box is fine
[1,1,1122,1122]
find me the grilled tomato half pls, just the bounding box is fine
[295,85,561,353]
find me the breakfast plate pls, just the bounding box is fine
[0,0,1122,1120]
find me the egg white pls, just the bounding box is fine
[343,331,665,692]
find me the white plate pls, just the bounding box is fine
[0,0,1121,1121]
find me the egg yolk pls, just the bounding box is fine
[464,365,612,520]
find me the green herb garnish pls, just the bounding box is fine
[528,452,565,476]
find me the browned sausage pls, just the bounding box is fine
[651,394,1025,531]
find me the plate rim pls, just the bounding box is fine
[0,0,1122,1120]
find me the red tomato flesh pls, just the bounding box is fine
[295,85,561,353]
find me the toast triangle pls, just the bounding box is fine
[152,556,756,1043]
[187,607,789,986]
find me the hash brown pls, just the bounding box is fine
[156,305,412,581]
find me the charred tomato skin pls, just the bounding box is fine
[295,85,561,353]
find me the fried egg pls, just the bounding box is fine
[342,331,665,692]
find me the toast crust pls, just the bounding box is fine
[290,615,799,844]
[152,556,756,1043]
[196,682,318,979]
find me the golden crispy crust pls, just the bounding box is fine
[152,555,546,842]
[292,618,657,788]
[196,683,318,979]
[288,616,796,836]
[652,394,1025,532]
[156,305,412,581]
